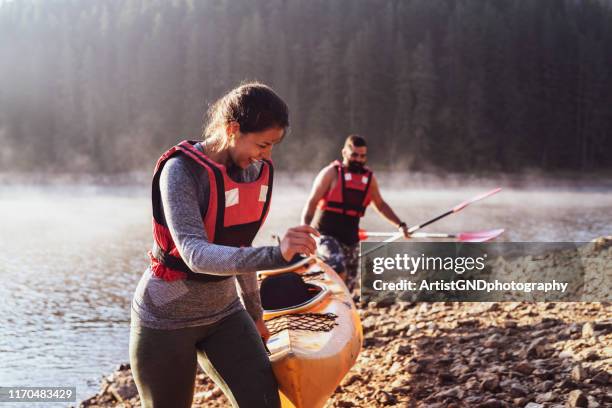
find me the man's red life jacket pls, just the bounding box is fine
[317,160,373,218]
[149,140,273,282]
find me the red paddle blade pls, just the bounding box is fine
[452,187,502,213]
[358,229,369,241]
[456,228,505,242]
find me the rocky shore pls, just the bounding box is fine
[80,238,611,407]
[80,301,610,408]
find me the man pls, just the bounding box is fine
[301,135,409,292]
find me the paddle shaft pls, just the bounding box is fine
[360,228,504,242]
[364,231,453,238]
[407,209,453,234]
[360,188,502,256]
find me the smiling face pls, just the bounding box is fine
[342,144,368,171]
[228,126,285,169]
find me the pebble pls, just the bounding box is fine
[535,380,554,392]
[566,390,588,407]
[535,391,555,403]
[480,375,500,392]
[582,322,595,338]
[590,371,609,385]
[515,361,535,375]
[509,383,529,397]
[477,398,504,408]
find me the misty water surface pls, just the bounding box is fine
[0,179,610,404]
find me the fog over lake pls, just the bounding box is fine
[0,175,610,403]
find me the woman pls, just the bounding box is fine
[130,82,318,408]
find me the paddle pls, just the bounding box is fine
[361,187,502,256]
[359,228,505,242]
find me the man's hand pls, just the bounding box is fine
[398,222,411,239]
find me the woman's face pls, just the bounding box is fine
[229,126,285,169]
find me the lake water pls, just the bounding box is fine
[0,177,610,405]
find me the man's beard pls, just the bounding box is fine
[347,160,365,173]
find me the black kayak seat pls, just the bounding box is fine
[260,272,321,311]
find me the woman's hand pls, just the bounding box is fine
[280,225,320,262]
[255,318,271,343]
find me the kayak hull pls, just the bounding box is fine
[259,257,363,408]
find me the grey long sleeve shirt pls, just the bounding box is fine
[131,143,288,330]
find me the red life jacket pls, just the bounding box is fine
[317,160,373,218]
[149,140,273,282]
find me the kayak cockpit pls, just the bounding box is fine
[260,272,330,318]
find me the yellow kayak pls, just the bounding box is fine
[258,256,363,408]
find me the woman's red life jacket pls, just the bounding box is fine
[149,140,273,282]
[317,160,373,217]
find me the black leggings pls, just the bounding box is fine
[129,309,280,408]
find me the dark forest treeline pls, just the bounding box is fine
[1,0,611,173]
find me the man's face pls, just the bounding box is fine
[342,145,367,171]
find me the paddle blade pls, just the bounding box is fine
[456,228,505,242]
[358,229,369,241]
[452,187,502,213]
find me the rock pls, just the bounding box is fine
[593,319,612,333]
[376,390,396,405]
[477,398,504,408]
[559,378,578,389]
[434,386,463,399]
[582,322,595,338]
[437,372,456,385]
[457,319,480,327]
[533,368,555,380]
[464,395,484,404]
[509,383,529,397]
[586,396,600,408]
[363,337,378,348]
[342,374,361,387]
[361,316,377,330]
[484,334,503,348]
[591,371,609,385]
[450,363,471,376]
[480,375,500,392]
[394,344,411,355]
[514,398,528,406]
[525,404,545,408]
[535,380,554,393]
[390,378,406,388]
[336,401,355,407]
[109,383,138,401]
[571,365,588,382]
[566,390,588,407]
[584,351,600,361]
[388,361,403,375]
[525,337,548,358]
[535,392,555,403]
[375,296,396,308]
[515,362,535,375]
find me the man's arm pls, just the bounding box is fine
[369,175,410,237]
[301,166,335,225]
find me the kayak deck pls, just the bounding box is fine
[259,257,363,408]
